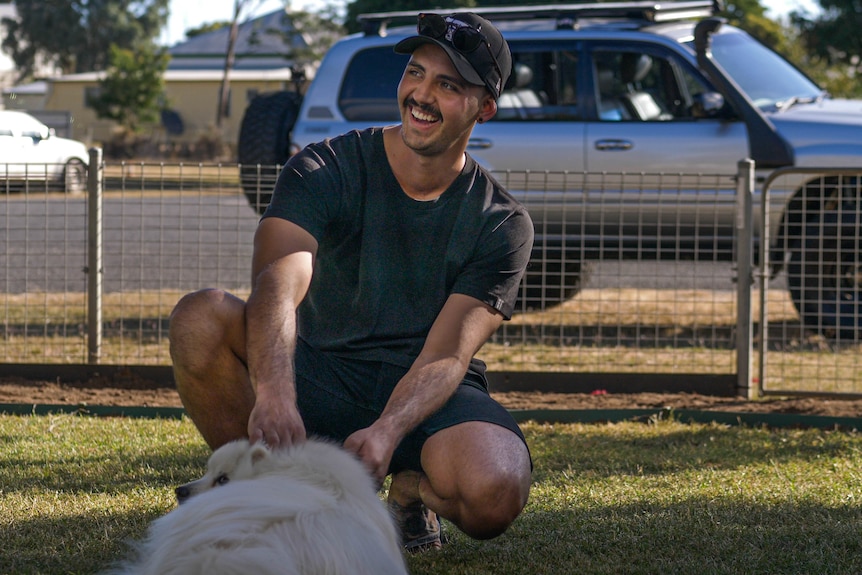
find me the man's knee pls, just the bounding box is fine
[170,288,233,328]
[169,288,243,372]
[457,468,530,540]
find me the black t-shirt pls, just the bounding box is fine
[263,127,533,367]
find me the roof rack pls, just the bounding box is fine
[359,0,721,35]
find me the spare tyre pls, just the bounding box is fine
[238,91,302,214]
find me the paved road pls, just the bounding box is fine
[1,194,259,293]
[1,193,782,294]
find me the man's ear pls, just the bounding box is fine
[477,96,498,124]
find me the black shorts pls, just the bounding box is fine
[293,338,529,474]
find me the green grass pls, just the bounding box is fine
[2,413,862,574]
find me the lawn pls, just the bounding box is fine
[2,412,861,574]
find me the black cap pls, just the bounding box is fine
[394,13,512,100]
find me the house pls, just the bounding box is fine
[45,67,302,149]
[28,8,316,155]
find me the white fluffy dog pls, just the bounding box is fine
[104,438,408,575]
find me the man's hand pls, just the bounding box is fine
[343,426,398,487]
[247,386,306,448]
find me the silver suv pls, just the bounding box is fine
[238,1,862,335]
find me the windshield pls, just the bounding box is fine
[688,31,822,109]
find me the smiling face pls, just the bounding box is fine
[396,43,496,158]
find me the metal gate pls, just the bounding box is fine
[756,166,862,397]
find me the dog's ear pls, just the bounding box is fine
[250,443,270,466]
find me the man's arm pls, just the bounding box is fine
[344,293,504,484]
[245,217,318,448]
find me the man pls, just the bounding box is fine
[169,12,534,552]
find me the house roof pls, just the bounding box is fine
[168,9,307,70]
[3,80,47,95]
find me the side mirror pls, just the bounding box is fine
[691,92,725,118]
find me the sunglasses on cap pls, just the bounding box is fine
[416,13,503,95]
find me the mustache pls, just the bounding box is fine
[404,98,440,118]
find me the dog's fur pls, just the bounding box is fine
[104,438,408,575]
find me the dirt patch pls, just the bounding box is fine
[2,373,862,419]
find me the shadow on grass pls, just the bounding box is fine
[2,508,158,575]
[1,442,208,494]
[8,495,862,575]
[409,500,862,575]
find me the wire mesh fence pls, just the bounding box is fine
[758,168,862,396]
[1,158,859,396]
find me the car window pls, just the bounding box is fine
[494,45,581,122]
[338,47,409,122]
[336,43,584,124]
[696,31,821,108]
[592,48,710,122]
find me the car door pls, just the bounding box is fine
[467,41,586,174]
[466,41,588,253]
[0,117,33,177]
[583,43,748,254]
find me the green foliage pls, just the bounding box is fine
[790,0,862,98]
[90,44,170,134]
[0,0,169,80]
[792,0,862,64]
[185,21,232,39]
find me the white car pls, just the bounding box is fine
[0,110,89,193]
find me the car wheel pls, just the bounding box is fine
[518,250,588,310]
[64,159,87,193]
[238,91,302,214]
[787,207,861,340]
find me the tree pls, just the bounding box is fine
[215,1,343,127]
[185,21,231,39]
[268,6,345,68]
[90,43,170,134]
[790,0,861,97]
[1,0,168,80]
[217,0,281,129]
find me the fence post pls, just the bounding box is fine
[735,159,755,398]
[757,166,770,399]
[87,148,103,364]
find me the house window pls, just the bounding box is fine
[84,86,102,108]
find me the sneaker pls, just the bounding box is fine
[388,499,443,553]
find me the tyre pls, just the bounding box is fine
[238,91,302,214]
[63,158,87,193]
[787,207,861,339]
[517,248,587,310]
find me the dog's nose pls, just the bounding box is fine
[175,485,190,504]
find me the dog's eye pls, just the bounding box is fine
[213,474,229,487]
